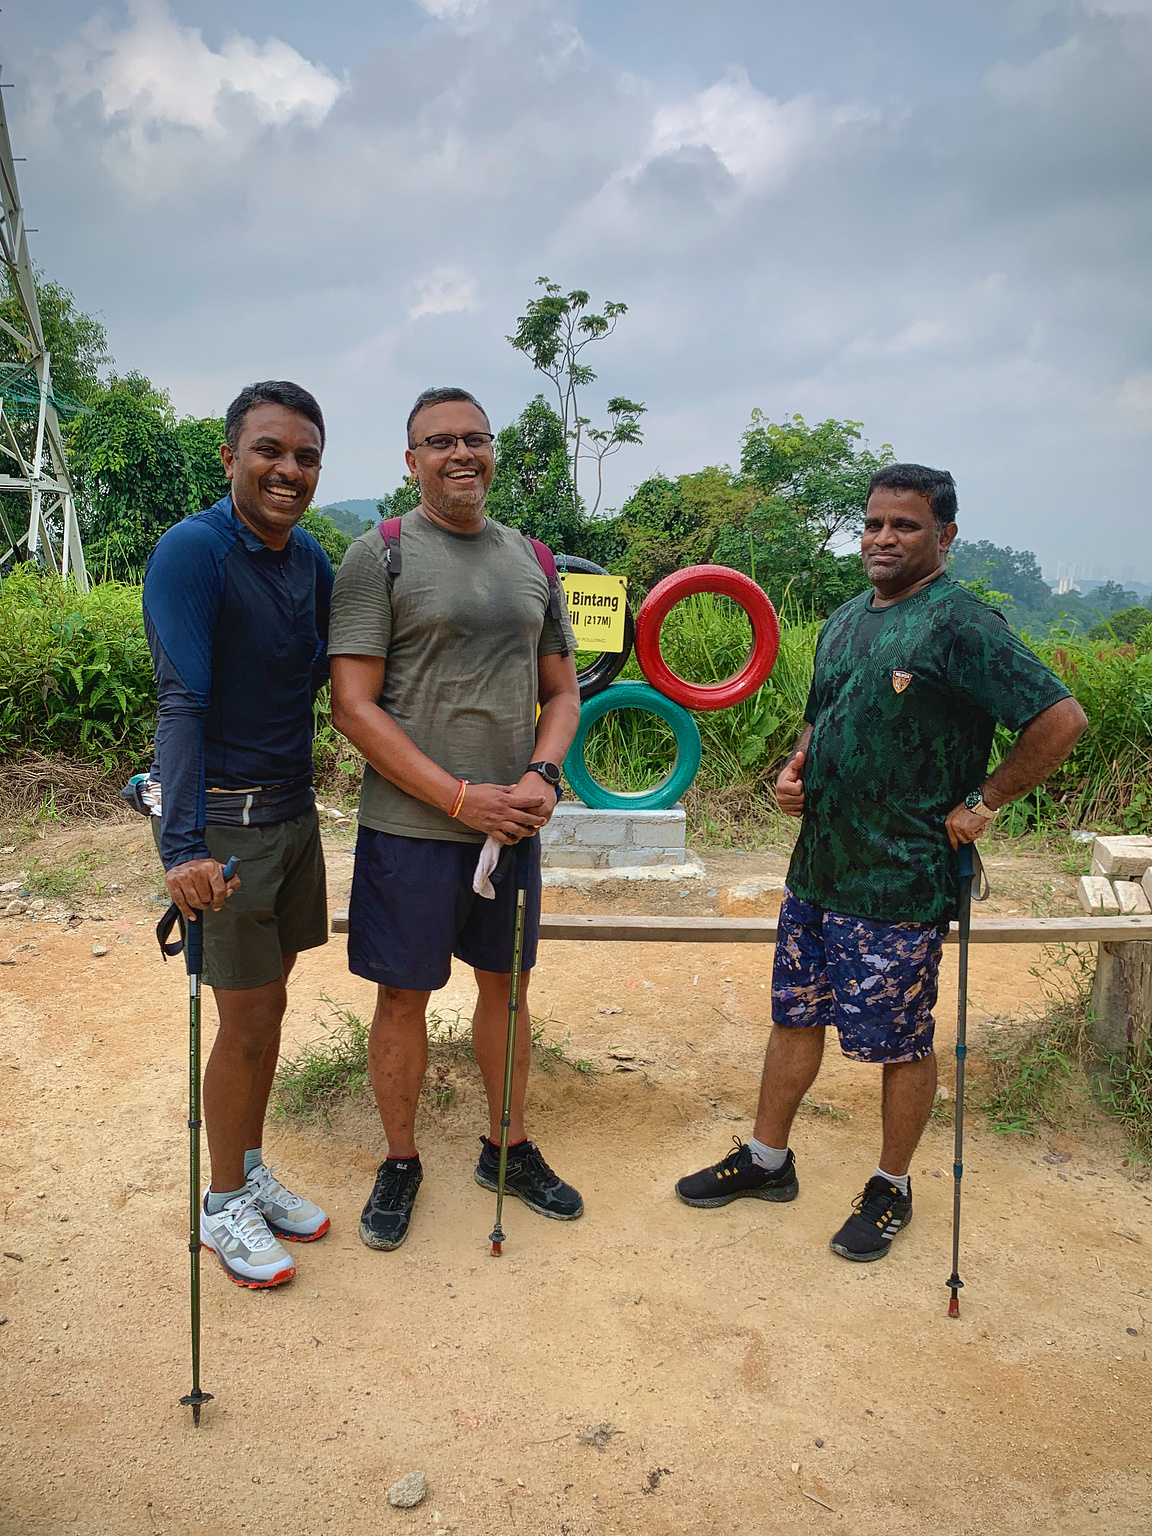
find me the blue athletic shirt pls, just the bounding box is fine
[142,495,334,870]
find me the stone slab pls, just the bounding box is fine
[1115,880,1152,916]
[1090,836,1152,878]
[1078,875,1120,916]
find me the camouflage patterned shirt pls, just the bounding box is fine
[787,574,1071,923]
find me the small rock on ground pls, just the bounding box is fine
[91,944,108,957]
[387,1470,426,1508]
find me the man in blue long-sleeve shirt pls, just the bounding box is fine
[144,380,334,1290]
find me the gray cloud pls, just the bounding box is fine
[9,0,1151,573]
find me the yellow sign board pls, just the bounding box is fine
[560,573,629,654]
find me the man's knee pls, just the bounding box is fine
[215,988,286,1062]
[474,966,531,1001]
[375,986,432,1031]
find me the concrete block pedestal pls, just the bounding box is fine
[541,801,688,870]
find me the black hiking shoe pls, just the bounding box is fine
[359,1157,423,1251]
[675,1138,799,1207]
[474,1138,584,1221]
[829,1175,913,1262]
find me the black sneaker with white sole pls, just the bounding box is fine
[675,1138,799,1207]
[474,1138,584,1220]
[359,1157,423,1251]
[829,1175,913,1262]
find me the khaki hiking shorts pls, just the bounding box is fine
[153,809,328,990]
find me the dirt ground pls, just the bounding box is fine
[1,816,1150,1535]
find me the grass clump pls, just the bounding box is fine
[274,995,595,1122]
[24,848,105,901]
[981,945,1152,1159]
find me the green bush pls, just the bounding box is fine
[0,567,155,767]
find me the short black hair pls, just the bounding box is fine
[225,381,325,451]
[406,386,489,447]
[867,463,957,526]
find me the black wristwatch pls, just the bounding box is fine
[526,761,563,800]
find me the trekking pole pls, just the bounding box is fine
[946,840,983,1319]
[157,858,237,1425]
[490,838,532,1257]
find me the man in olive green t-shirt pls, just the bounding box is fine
[329,386,582,1254]
[676,464,1087,1265]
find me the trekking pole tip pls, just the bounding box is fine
[946,1274,963,1318]
[489,1223,504,1256]
[180,1388,214,1425]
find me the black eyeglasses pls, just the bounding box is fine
[412,432,495,452]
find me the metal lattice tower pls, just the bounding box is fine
[0,66,88,590]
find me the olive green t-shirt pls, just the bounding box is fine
[787,574,1071,924]
[327,510,575,843]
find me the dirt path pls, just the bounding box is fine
[1,820,1150,1534]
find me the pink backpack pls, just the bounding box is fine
[378,517,570,657]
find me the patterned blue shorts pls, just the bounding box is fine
[771,889,946,1063]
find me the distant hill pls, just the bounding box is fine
[320,499,380,536]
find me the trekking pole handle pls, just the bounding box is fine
[183,857,237,977]
[957,841,975,883]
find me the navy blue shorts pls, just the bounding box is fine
[348,827,542,991]
[771,889,946,1064]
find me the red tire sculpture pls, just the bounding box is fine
[635,565,780,711]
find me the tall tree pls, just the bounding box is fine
[485,396,586,552]
[739,412,894,552]
[175,415,229,511]
[947,539,1053,612]
[507,278,645,514]
[69,374,195,579]
[0,268,110,406]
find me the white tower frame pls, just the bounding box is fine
[0,68,87,590]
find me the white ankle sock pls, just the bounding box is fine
[877,1166,909,1196]
[749,1137,789,1173]
[205,1185,246,1215]
[243,1148,264,1178]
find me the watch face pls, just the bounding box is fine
[533,762,561,785]
[965,791,983,811]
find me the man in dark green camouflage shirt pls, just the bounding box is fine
[677,464,1087,1263]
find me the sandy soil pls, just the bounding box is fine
[1,818,1150,1535]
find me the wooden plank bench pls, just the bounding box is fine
[332,909,1152,946]
[331,909,1152,1069]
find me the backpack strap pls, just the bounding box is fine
[377,517,402,593]
[523,535,570,659]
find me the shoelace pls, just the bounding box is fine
[717,1136,747,1172]
[505,1141,558,1185]
[248,1164,302,1211]
[852,1178,902,1227]
[217,1194,278,1251]
[371,1164,417,1208]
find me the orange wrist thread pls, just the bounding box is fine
[449,779,468,818]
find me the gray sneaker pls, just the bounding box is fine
[245,1163,330,1243]
[200,1193,296,1289]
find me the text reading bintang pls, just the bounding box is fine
[568,590,620,611]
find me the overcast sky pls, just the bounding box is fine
[7,0,1151,575]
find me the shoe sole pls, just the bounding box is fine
[358,1219,411,1252]
[200,1236,296,1289]
[676,1179,799,1209]
[268,1215,331,1244]
[474,1170,584,1221]
[829,1209,912,1263]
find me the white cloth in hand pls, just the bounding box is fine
[472,834,502,899]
